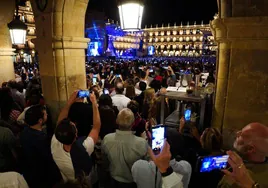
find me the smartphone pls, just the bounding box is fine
[93,74,98,78]
[92,78,97,85]
[198,155,229,173]
[116,74,120,78]
[152,126,166,152]
[163,67,169,70]
[184,109,192,121]
[149,69,154,73]
[103,88,109,95]
[110,71,114,75]
[77,90,90,98]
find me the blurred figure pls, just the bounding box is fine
[127,100,146,137]
[142,88,157,124]
[98,94,117,139]
[0,88,22,135]
[0,172,28,188]
[125,85,136,100]
[134,82,147,113]
[7,81,25,110]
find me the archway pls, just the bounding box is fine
[29,0,90,121]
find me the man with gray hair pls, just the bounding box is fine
[102,108,148,188]
[218,123,268,188]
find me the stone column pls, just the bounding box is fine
[39,36,89,122]
[30,0,89,123]
[211,16,268,130]
[0,0,16,86]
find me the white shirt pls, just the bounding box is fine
[51,135,95,181]
[135,80,149,90]
[123,88,142,96]
[17,107,31,124]
[0,172,28,188]
[111,94,131,111]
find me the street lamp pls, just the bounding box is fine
[7,0,27,45]
[118,0,144,31]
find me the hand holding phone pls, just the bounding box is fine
[103,88,109,95]
[198,155,229,173]
[148,140,171,173]
[184,109,191,121]
[152,126,166,152]
[77,90,90,98]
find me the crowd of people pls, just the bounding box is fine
[0,59,267,188]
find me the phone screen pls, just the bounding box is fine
[149,69,154,73]
[103,88,109,95]
[199,155,229,173]
[184,109,191,121]
[93,74,98,78]
[152,126,165,151]
[93,78,97,85]
[78,90,90,98]
[116,74,120,78]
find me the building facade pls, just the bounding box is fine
[143,23,217,58]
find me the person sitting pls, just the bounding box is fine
[51,91,101,181]
[20,105,62,188]
[127,100,146,137]
[218,123,268,188]
[102,108,148,188]
[111,82,131,111]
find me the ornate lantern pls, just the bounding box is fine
[118,0,144,31]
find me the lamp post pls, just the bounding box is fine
[118,0,144,31]
[7,0,27,45]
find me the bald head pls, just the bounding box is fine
[242,123,268,139]
[234,122,268,161]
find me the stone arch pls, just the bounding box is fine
[28,0,90,121]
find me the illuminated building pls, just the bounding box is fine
[143,22,217,57]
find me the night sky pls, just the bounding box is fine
[87,0,218,27]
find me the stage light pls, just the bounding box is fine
[118,0,144,31]
[8,0,27,45]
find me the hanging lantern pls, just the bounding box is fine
[118,0,144,31]
[8,1,27,45]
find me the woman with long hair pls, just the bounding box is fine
[142,88,157,125]
[125,85,136,100]
[98,94,118,139]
